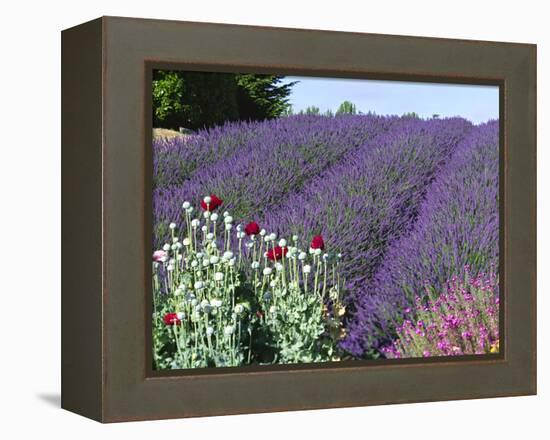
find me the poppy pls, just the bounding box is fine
[152,250,167,262]
[267,246,288,261]
[244,221,261,236]
[310,235,325,250]
[163,312,181,326]
[200,194,223,211]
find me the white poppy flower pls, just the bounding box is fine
[223,251,234,260]
[211,298,223,307]
[224,325,235,336]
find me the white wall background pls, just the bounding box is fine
[0,0,545,437]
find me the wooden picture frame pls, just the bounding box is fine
[61,16,536,422]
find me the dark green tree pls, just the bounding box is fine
[152,70,239,130]
[152,71,296,130]
[236,74,296,122]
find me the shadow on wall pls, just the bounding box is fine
[36,393,61,408]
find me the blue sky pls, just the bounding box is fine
[280,76,499,124]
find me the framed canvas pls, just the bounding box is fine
[61,16,536,422]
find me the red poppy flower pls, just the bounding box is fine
[200,194,223,211]
[267,246,288,261]
[256,310,263,319]
[163,312,181,326]
[310,235,325,250]
[244,221,261,236]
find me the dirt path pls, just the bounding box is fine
[153,128,189,139]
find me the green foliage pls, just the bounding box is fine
[336,100,357,115]
[402,111,421,119]
[152,70,296,130]
[153,70,239,130]
[236,74,296,121]
[299,106,320,115]
[281,104,294,117]
[152,208,347,369]
[152,71,185,128]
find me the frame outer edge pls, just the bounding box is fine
[61,17,104,422]
[97,16,536,422]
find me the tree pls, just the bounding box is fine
[152,71,185,129]
[299,106,320,115]
[336,101,357,115]
[282,104,294,117]
[152,70,296,130]
[152,70,239,130]
[236,74,296,122]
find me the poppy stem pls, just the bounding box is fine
[323,261,328,298]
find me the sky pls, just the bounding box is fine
[280,76,499,124]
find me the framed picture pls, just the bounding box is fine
[61,16,536,422]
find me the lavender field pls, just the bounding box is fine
[152,114,499,368]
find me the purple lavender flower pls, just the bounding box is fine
[343,121,499,356]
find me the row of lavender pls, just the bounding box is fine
[342,120,499,355]
[152,114,499,358]
[153,114,395,247]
